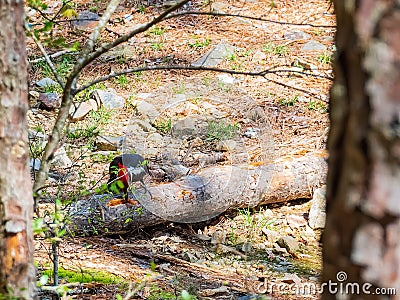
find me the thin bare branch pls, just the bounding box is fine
[29,49,78,64]
[165,11,336,28]
[75,64,332,99]
[25,23,65,88]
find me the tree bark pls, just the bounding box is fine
[323,1,400,298]
[69,153,327,234]
[0,0,35,298]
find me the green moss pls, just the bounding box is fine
[42,267,126,285]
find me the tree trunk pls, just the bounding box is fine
[0,0,35,298]
[69,153,327,234]
[323,1,400,298]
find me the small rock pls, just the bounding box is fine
[211,230,226,245]
[195,234,212,242]
[262,228,280,243]
[129,119,156,133]
[284,30,311,40]
[171,117,196,139]
[199,286,229,297]
[35,78,59,88]
[280,273,302,285]
[93,89,125,109]
[136,101,160,122]
[181,252,197,263]
[29,91,40,100]
[211,1,229,13]
[308,187,326,229]
[215,139,237,152]
[246,106,266,122]
[277,236,299,253]
[95,136,125,151]
[161,163,191,181]
[39,92,61,110]
[241,241,252,253]
[252,50,266,62]
[286,214,307,228]
[72,11,99,31]
[192,42,235,67]
[136,93,155,100]
[301,40,327,51]
[273,243,289,255]
[28,129,47,140]
[69,100,98,122]
[30,158,41,171]
[51,147,72,167]
[217,74,236,85]
[244,127,260,139]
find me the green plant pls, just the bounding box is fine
[206,121,239,142]
[274,44,288,56]
[269,0,277,8]
[279,95,298,107]
[114,74,129,87]
[138,5,146,13]
[152,118,172,134]
[262,42,288,56]
[317,52,332,64]
[172,83,185,94]
[217,81,231,92]
[188,36,210,50]
[307,100,328,112]
[148,26,166,36]
[151,42,164,51]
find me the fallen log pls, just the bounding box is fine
[69,152,327,235]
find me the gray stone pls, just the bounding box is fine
[217,74,236,85]
[171,117,196,139]
[136,100,160,122]
[215,140,237,152]
[273,242,289,255]
[277,236,299,253]
[69,100,98,122]
[29,91,40,100]
[211,231,226,245]
[51,147,72,167]
[72,11,99,31]
[30,158,41,171]
[129,119,156,133]
[35,78,59,88]
[286,214,307,228]
[95,136,126,151]
[252,50,266,62]
[280,274,302,285]
[308,187,326,229]
[284,30,311,40]
[211,1,230,13]
[93,89,125,109]
[161,163,190,181]
[301,40,327,51]
[262,228,280,243]
[192,42,235,67]
[39,92,61,110]
[244,127,260,139]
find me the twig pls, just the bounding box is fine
[25,23,65,88]
[30,49,78,64]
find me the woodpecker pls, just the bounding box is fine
[107,153,149,206]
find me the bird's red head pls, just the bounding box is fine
[117,162,129,191]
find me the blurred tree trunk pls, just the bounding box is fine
[0,0,35,298]
[323,1,400,298]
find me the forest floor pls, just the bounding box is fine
[27,0,335,298]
